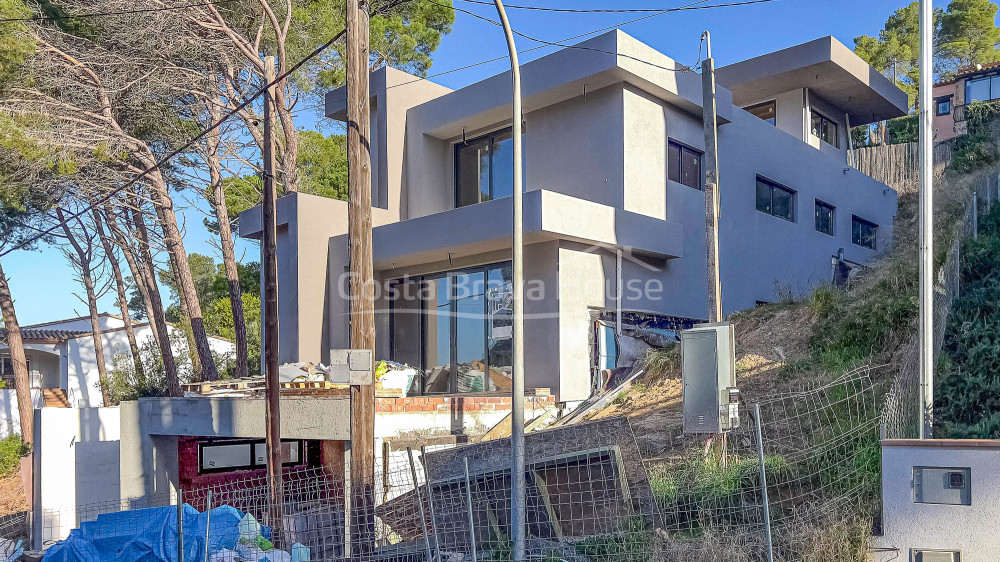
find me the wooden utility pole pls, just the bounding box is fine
[346,0,376,557]
[262,55,284,541]
[701,31,722,323]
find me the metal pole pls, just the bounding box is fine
[407,448,434,562]
[753,404,774,562]
[918,0,934,439]
[491,1,526,559]
[421,446,442,561]
[176,490,184,562]
[463,457,478,561]
[701,30,723,324]
[204,490,213,562]
[262,55,285,539]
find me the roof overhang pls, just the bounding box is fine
[716,36,908,126]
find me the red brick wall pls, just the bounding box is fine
[374,395,555,413]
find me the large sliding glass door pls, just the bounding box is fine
[389,262,512,395]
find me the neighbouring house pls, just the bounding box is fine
[932,61,1000,141]
[875,439,1000,562]
[0,313,234,436]
[237,31,905,423]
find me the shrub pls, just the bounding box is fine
[0,433,30,477]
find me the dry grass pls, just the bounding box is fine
[0,468,27,517]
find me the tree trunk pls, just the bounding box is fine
[124,196,181,397]
[93,210,145,380]
[0,260,33,444]
[166,248,204,380]
[107,208,161,348]
[56,208,111,407]
[144,166,219,381]
[264,62,299,193]
[206,102,249,378]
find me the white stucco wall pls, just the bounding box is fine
[32,407,121,550]
[875,440,1000,562]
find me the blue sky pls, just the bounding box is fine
[5,0,954,325]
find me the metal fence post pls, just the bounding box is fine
[464,457,478,561]
[754,403,775,562]
[176,490,184,562]
[204,490,213,562]
[407,448,434,562]
[421,446,442,562]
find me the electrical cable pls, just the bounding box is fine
[455,0,778,13]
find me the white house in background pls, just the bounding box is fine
[0,313,234,436]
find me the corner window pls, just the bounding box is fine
[936,98,953,116]
[668,140,702,190]
[852,216,878,250]
[755,176,795,222]
[745,101,776,125]
[810,111,839,148]
[815,200,835,235]
[455,128,522,208]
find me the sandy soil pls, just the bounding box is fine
[0,469,27,517]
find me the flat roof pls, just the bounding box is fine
[716,36,908,125]
[882,438,1000,449]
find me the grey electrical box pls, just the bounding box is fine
[913,550,961,562]
[327,349,374,385]
[681,322,739,434]
[913,466,971,505]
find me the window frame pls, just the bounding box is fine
[936,97,953,116]
[389,261,513,396]
[197,439,304,474]
[454,127,519,208]
[810,110,840,148]
[755,176,796,222]
[814,200,836,236]
[744,100,777,125]
[851,215,878,250]
[667,139,703,190]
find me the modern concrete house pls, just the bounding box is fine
[932,61,1000,141]
[239,31,905,408]
[0,313,233,436]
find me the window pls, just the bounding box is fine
[810,111,839,148]
[936,98,953,115]
[198,439,303,473]
[852,216,878,250]
[745,101,776,125]
[755,177,795,221]
[390,262,512,395]
[965,75,1000,103]
[455,128,522,208]
[814,200,835,235]
[668,140,702,189]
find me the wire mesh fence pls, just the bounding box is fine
[2,364,890,562]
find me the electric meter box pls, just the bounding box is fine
[327,349,374,385]
[913,466,971,505]
[681,321,739,434]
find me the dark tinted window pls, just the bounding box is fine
[810,111,839,148]
[755,177,795,221]
[852,216,878,250]
[936,98,952,115]
[455,128,522,207]
[815,201,835,235]
[668,140,702,190]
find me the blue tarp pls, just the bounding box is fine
[43,504,270,562]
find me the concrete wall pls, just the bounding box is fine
[876,439,1000,562]
[32,407,121,549]
[933,81,961,142]
[119,396,351,499]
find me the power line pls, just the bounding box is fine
[0,0,241,23]
[455,0,778,13]
[320,0,774,109]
